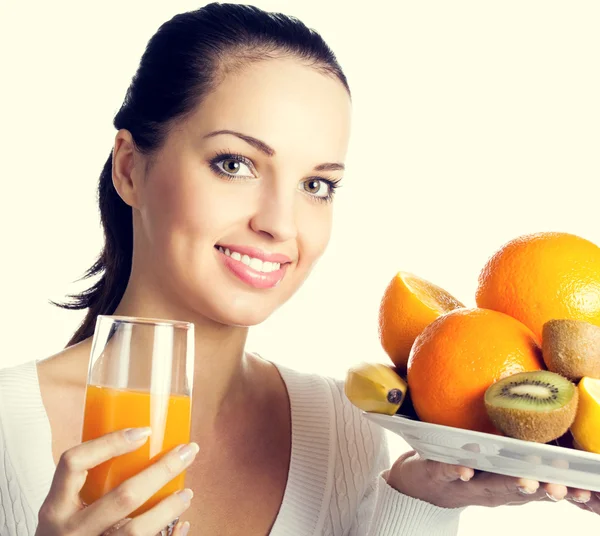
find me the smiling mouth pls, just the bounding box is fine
[214,245,286,274]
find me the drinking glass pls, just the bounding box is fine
[80,315,194,533]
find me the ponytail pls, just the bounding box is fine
[58,153,133,346]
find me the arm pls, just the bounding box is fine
[0,371,39,536]
[349,427,463,536]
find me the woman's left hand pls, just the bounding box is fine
[385,450,600,514]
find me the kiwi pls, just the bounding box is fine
[484,370,579,443]
[542,319,600,381]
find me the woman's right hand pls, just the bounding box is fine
[35,427,199,536]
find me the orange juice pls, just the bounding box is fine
[80,385,191,516]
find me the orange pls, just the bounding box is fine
[378,272,464,373]
[407,308,544,433]
[476,232,600,341]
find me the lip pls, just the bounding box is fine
[216,248,289,290]
[216,244,293,264]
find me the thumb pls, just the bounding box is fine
[421,459,475,483]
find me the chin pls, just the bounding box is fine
[180,285,285,328]
[206,300,277,328]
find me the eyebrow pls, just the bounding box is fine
[204,129,275,156]
[203,129,345,172]
[313,162,345,172]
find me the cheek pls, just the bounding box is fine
[141,178,202,246]
[298,208,333,266]
[141,169,253,249]
[142,166,211,238]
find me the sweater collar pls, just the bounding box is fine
[269,362,336,536]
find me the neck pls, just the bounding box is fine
[114,273,251,424]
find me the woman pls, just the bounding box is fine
[0,3,597,536]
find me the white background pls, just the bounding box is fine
[2,0,600,533]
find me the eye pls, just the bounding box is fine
[302,178,331,198]
[212,155,254,178]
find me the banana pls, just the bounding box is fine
[344,362,408,415]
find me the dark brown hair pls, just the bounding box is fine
[58,2,350,346]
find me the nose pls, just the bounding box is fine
[249,183,298,242]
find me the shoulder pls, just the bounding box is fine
[0,341,89,415]
[274,362,389,467]
[274,361,386,434]
[0,360,42,454]
[0,363,40,534]
[0,338,90,393]
[36,338,91,390]
[0,359,41,413]
[0,360,43,478]
[0,341,89,453]
[0,359,47,437]
[0,358,38,381]
[0,360,56,533]
[326,377,389,461]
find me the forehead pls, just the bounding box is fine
[182,57,352,164]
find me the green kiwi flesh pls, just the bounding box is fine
[484,370,578,443]
[542,319,600,381]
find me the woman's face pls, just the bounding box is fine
[127,57,352,326]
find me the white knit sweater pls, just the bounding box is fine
[0,360,463,536]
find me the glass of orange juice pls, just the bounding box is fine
[80,315,194,531]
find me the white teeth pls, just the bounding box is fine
[218,246,284,273]
[249,258,263,271]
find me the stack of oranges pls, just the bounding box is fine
[377,232,600,439]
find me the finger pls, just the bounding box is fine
[566,492,600,514]
[565,487,592,505]
[541,482,568,501]
[172,521,191,536]
[76,443,199,534]
[586,494,600,515]
[46,428,152,513]
[112,489,193,536]
[513,477,540,498]
[466,473,541,505]
[568,498,594,513]
[101,518,133,535]
[425,460,475,483]
[476,472,540,496]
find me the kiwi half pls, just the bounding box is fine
[542,319,600,381]
[484,370,578,443]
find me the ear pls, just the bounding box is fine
[112,129,144,209]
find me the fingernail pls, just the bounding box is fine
[459,471,473,482]
[124,427,152,442]
[518,486,537,495]
[177,443,200,463]
[176,488,193,505]
[570,495,590,504]
[546,492,561,501]
[180,521,190,536]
